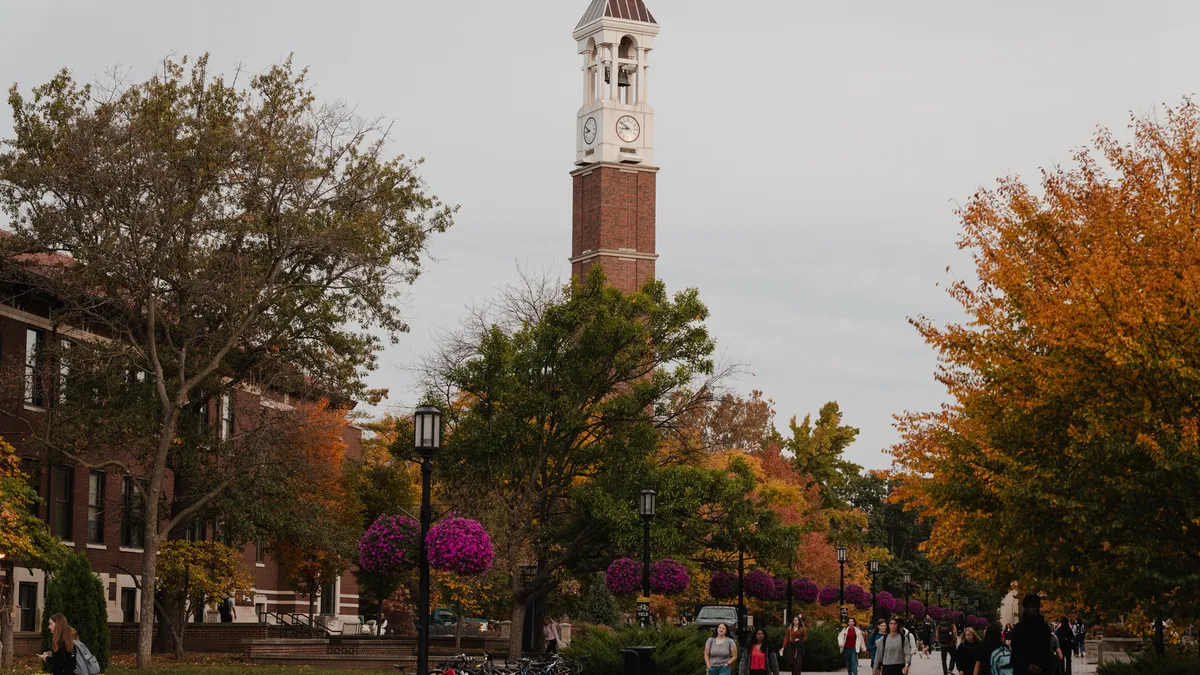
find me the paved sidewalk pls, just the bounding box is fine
[813,653,1099,675]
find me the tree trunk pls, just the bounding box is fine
[0,563,15,669]
[309,595,316,627]
[137,405,182,667]
[508,599,526,661]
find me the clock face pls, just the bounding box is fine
[616,115,641,143]
[583,117,597,145]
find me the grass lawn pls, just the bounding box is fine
[2,653,389,675]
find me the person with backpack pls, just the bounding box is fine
[1071,621,1084,658]
[985,623,1013,675]
[975,623,1004,675]
[919,616,934,659]
[1008,595,1054,675]
[867,619,887,667]
[870,617,912,675]
[38,614,98,675]
[70,627,101,675]
[1054,618,1075,675]
[937,617,959,675]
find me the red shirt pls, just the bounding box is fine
[845,629,857,649]
[750,645,767,671]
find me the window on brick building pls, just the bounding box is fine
[255,539,266,564]
[121,588,137,623]
[24,328,44,407]
[183,519,204,542]
[319,581,335,615]
[18,582,38,632]
[51,465,74,540]
[121,476,144,548]
[57,339,70,404]
[220,393,235,440]
[87,471,105,544]
[19,457,39,516]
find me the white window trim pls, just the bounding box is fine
[86,543,107,551]
[118,546,145,554]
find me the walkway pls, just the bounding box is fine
[836,654,1098,675]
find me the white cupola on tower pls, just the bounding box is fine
[574,0,659,166]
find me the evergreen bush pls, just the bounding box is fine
[580,572,620,627]
[1097,651,1200,675]
[564,624,707,675]
[41,552,110,672]
[799,623,843,672]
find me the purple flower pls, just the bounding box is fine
[908,600,925,618]
[818,584,839,606]
[930,606,946,620]
[359,514,420,574]
[890,597,907,614]
[875,591,894,610]
[709,571,738,600]
[605,558,641,595]
[425,517,495,576]
[856,592,873,611]
[744,570,776,600]
[844,584,866,606]
[649,559,690,595]
[792,578,819,604]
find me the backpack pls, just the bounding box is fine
[990,645,1013,675]
[73,641,100,675]
[937,623,954,646]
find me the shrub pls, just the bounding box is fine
[564,623,708,675]
[802,623,844,672]
[41,552,110,672]
[582,572,621,627]
[1097,651,1200,675]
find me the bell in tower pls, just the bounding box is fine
[570,0,661,296]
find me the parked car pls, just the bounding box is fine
[695,605,739,632]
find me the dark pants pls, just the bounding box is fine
[1061,652,1072,675]
[546,639,557,654]
[881,666,905,675]
[940,646,955,675]
[843,649,859,675]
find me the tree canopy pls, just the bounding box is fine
[891,100,1200,620]
[0,53,452,665]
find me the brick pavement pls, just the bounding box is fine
[802,652,1099,675]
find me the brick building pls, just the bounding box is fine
[0,287,365,651]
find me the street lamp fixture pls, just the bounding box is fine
[923,581,930,615]
[902,573,912,624]
[837,546,848,563]
[868,559,879,623]
[639,489,656,610]
[413,404,443,675]
[837,546,847,624]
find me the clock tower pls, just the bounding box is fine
[570,0,659,294]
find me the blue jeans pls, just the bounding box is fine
[708,666,731,675]
[843,648,858,675]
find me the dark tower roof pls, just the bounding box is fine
[576,0,657,29]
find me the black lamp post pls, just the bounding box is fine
[902,573,912,625]
[414,404,442,675]
[936,585,943,612]
[837,546,847,624]
[786,548,795,624]
[868,560,879,623]
[639,489,656,621]
[949,591,956,619]
[923,581,930,618]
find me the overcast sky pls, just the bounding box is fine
[2,1,1193,469]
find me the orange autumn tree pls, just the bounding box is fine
[891,100,1200,621]
[271,399,360,622]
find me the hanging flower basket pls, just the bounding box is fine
[855,592,873,611]
[890,597,907,615]
[875,591,894,612]
[976,617,989,629]
[605,558,641,595]
[966,614,978,626]
[425,517,495,576]
[709,571,738,600]
[818,584,839,606]
[744,570,776,600]
[929,606,946,621]
[844,584,866,607]
[792,578,819,604]
[908,600,926,618]
[358,514,420,574]
[649,559,690,595]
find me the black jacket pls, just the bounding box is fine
[47,645,75,675]
[1055,625,1076,655]
[1010,618,1054,675]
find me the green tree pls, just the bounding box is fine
[785,402,862,506]
[41,553,110,672]
[152,540,253,658]
[580,572,620,627]
[0,54,452,665]
[423,268,717,658]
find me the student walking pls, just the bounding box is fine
[838,618,868,675]
[867,620,887,668]
[741,628,780,675]
[954,628,983,675]
[783,615,808,674]
[39,615,78,675]
[975,623,1004,675]
[919,617,934,659]
[1009,595,1054,675]
[706,623,739,675]
[543,616,561,653]
[870,617,912,675]
[937,616,959,675]
[1054,618,1075,675]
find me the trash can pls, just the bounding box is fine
[621,646,656,675]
